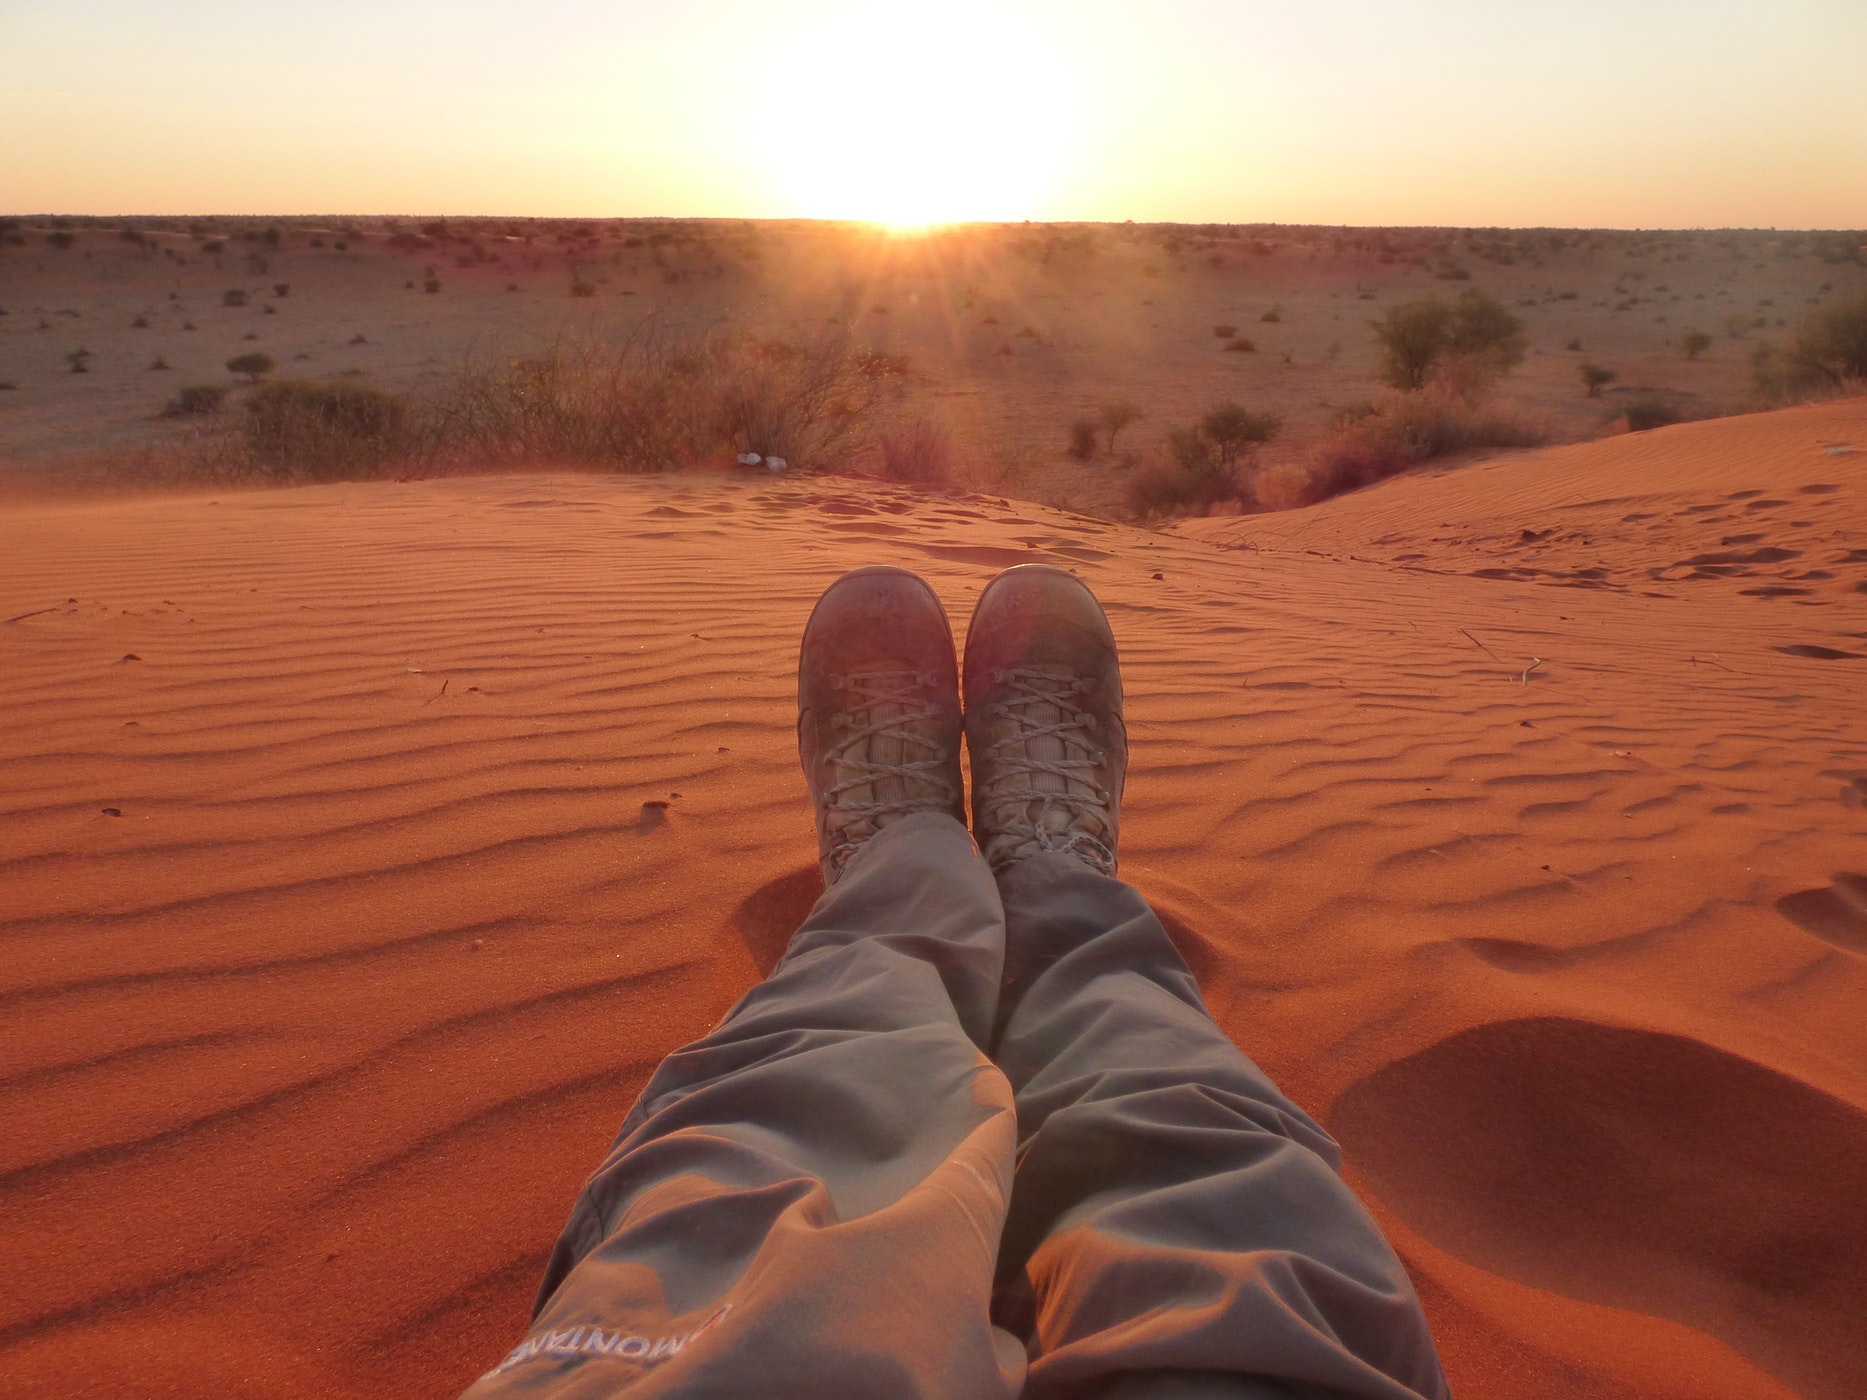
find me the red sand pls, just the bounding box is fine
[2,399,1864,1399]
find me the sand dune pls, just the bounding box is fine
[2,399,1864,1399]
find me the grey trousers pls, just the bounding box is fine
[464,813,1448,1400]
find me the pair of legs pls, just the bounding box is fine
[463,568,1447,1399]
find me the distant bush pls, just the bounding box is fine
[1097,399,1142,452]
[1579,363,1618,397]
[222,288,248,307]
[1371,289,1525,393]
[164,384,225,417]
[226,352,274,383]
[1259,307,1282,323]
[243,380,409,479]
[1779,292,1867,394]
[1212,323,1238,339]
[1067,418,1098,460]
[1126,403,1280,520]
[1223,337,1256,353]
[423,278,442,294]
[1623,396,1685,431]
[1680,329,1713,360]
[433,331,875,474]
[878,417,954,486]
[1196,403,1281,468]
[570,281,597,298]
[1288,390,1542,506]
[273,283,290,298]
[47,231,75,250]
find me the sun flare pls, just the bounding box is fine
[755,2,1078,227]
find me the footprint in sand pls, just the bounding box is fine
[1775,875,1867,954]
[1329,1017,1867,1399]
[1772,643,1862,659]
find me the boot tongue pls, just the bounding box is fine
[869,693,907,807]
[1030,695,1066,796]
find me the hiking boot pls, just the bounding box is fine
[798,566,966,885]
[963,565,1127,875]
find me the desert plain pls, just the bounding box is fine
[1,218,1865,1400]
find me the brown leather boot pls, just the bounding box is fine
[797,566,966,885]
[963,565,1127,875]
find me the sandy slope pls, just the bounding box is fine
[2,401,1864,1400]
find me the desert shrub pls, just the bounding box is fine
[1223,337,1255,353]
[712,336,874,468]
[1212,323,1238,339]
[273,283,290,298]
[1372,290,1525,392]
[1579,363,1618,397]
[435,338,697,470]
[1623,396,1684,431]
[1297,391,1541,505]
[164,384,225,417]
[432,330,874,473]
[1196,403,1281,469]
[226,352,274,383]
[242,380,409,479]
[1126,403,1280,519]
[877,417,953,485]
[1259,306,1282,323]
[1125,445,1249,519]
[1097,400,1142,452]
[1721,312,1752,338]
[48,231,76,250]
[570,281,597,298]
[222,288,247,307]
[423,278,442,293]
[1779,292,1867,393]
[1067,418,1098,460]
[1680,329,1713,360]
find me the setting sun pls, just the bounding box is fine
[754,1,1081,227]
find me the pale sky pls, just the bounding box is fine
[4,0,1864,228]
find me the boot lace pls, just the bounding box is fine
[977,666,1115,874]
[823,669,958,876]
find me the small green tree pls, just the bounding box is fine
[1579,363,1618,397]
[1197,403,1282,471]
[1370,299,1452,391]
[1372,290,1525,392]
[227,352,274,383]
[1097,400,1143,453]
[1680,329,1713,360]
